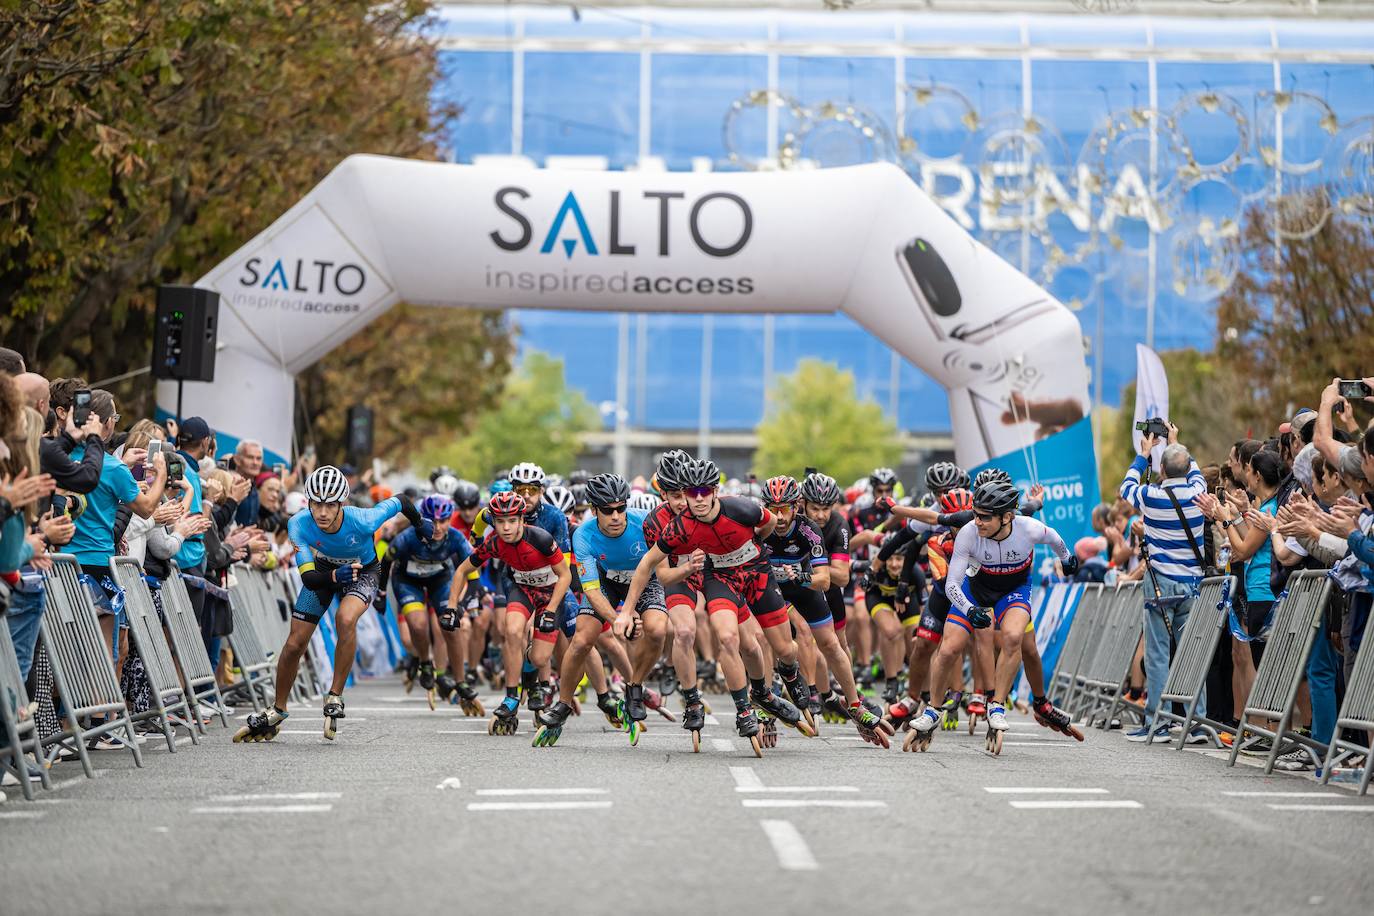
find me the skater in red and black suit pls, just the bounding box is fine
[623,458,817,754]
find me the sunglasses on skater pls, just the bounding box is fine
[597,503,627,516]
[513,485,542,498]
[974,510,997,521]
[685,486,716,498]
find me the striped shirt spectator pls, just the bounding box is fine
[1119,444,1207,582]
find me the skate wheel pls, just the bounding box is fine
[801,708,817,733]
[628,721,641,747]
[487,716,498,736]
[570,698,581,716]
[427,690,437,712]
[701,700,712,715]
[749,734,763,758]
[986,729,1003,755]
[323,719,336,741]
[902,730,917,752]
[691,730,701,753]
[654,706,676,722]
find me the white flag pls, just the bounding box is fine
[1132,343,1170,461]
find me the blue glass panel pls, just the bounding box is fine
[651,54,769,170]
[900,13,1021,48]
[639,314,704,429]
[648,9,772,41]
[522,7,642,40]
[708,315,766,430]
[898,361,952,432]
[522,52,640,167]
[1275,21,1374,53]
[432,6,522,38]
[1150,18,1274,50]
[435,51,512,161]
[511,309,621,427]
[775,12,898,43]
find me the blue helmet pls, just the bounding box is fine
[420,495,455,522]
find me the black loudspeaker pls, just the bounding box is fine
[347,405,374,466]
[152,285,219,382]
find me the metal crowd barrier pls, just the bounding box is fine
[1077,581,1144,728]
[110,558,199,751]
[161,564,230,730]
[1321,604,1374,795]
[1064,584,1119,719]
[1049,584,1103,711]
[0,611,51,799]
[223,570,279,713]
[39,556,143,776]
[1147,576,1235,749]
[233,567,319,702]
[1228,570,1332,775]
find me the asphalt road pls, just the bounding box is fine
[3,676,1371,916]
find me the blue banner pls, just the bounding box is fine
[970,414,1099,549]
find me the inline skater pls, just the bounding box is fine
[847,467,900,686]
[386,494,483,715]
[763,476,893,747]
[448,490,572,736]
[623,457,815,757]
[906,479,1076,755]
[234,466,433,743]
[537,473,676,749]
[800,472,855,723]
[861,540,928,707]
[644,450,712,726]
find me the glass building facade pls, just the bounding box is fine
[431,4,1374,454]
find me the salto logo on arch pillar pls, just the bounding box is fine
[206,204,394,322]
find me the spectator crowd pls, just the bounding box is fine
[1080,379,1374,770]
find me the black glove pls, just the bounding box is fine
[1061,555,1080,577]
[371,589,387,613]
[438,606,461,632]
[895,582,911,605]
[331,564,361,585]
[860,571,874,591]
[969,606,993,629]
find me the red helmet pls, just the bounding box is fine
[487,491,526,518]
[939,488,974,514]
[763,475,801,505]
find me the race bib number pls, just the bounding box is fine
[406,560,446,578]
[708,541,759,568]
[603,567,635,585]
[512,566,557,587]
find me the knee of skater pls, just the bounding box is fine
[718,633,740,655]
[673,624,695,645]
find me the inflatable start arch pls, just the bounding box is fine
[159,156,1098,536]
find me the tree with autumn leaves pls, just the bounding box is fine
[0,1,512,462]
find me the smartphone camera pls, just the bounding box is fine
[72,389,92,427]
[1338,379,1372,400]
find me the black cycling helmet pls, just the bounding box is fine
[568,468,590,486]
[655,448,694,492]
[585,473,631,508]
[681,457,721,490]
[925,461,968,492]
[869,467,899,488]
[453,479,481,510]
[800,472,841,505]
[973,479,1020,515]
[429,465,455,485]
[973,467,1013,489]
[569,482,589,508]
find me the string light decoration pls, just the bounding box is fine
[1170,90,1251,180]
[787,101,894,168]
[723,90,808,170]
[898,83,981,165]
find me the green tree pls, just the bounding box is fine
[753,358,902,483]
[0,1,513,445]
[417,351,600,483]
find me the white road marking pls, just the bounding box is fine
[729,767,764,790]
[741,799,887,809]
[712,739,736,753]
[1008,800,1143,810]
[210,792,341,801]
[705,714,721,726]
[738,786,860,793]
[1003,741,1073,747]
[760,820,818,871]
[474,788,608,796]
[436,777,462,791]
[827,736,864,741]
[192,805,333,814]
[0,811,46,820]
[984,787,1110,794]
[437,729,490,735]
[1221,791,1345,797]
[276,730,327,735]
[1266,804,1374,812]
[466,801,613,812]
[45,770,110,792]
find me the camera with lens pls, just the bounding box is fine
[1134,417,1170,438]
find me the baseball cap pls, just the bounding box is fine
[178,416,212,443]
[1290,408,1317,435]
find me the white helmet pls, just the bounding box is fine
[509,462,545,487]
[433,473,459,496]
[545,485,575,514]
[304,466,350,503]
[284,491,309,516]
[628,491,661,511]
